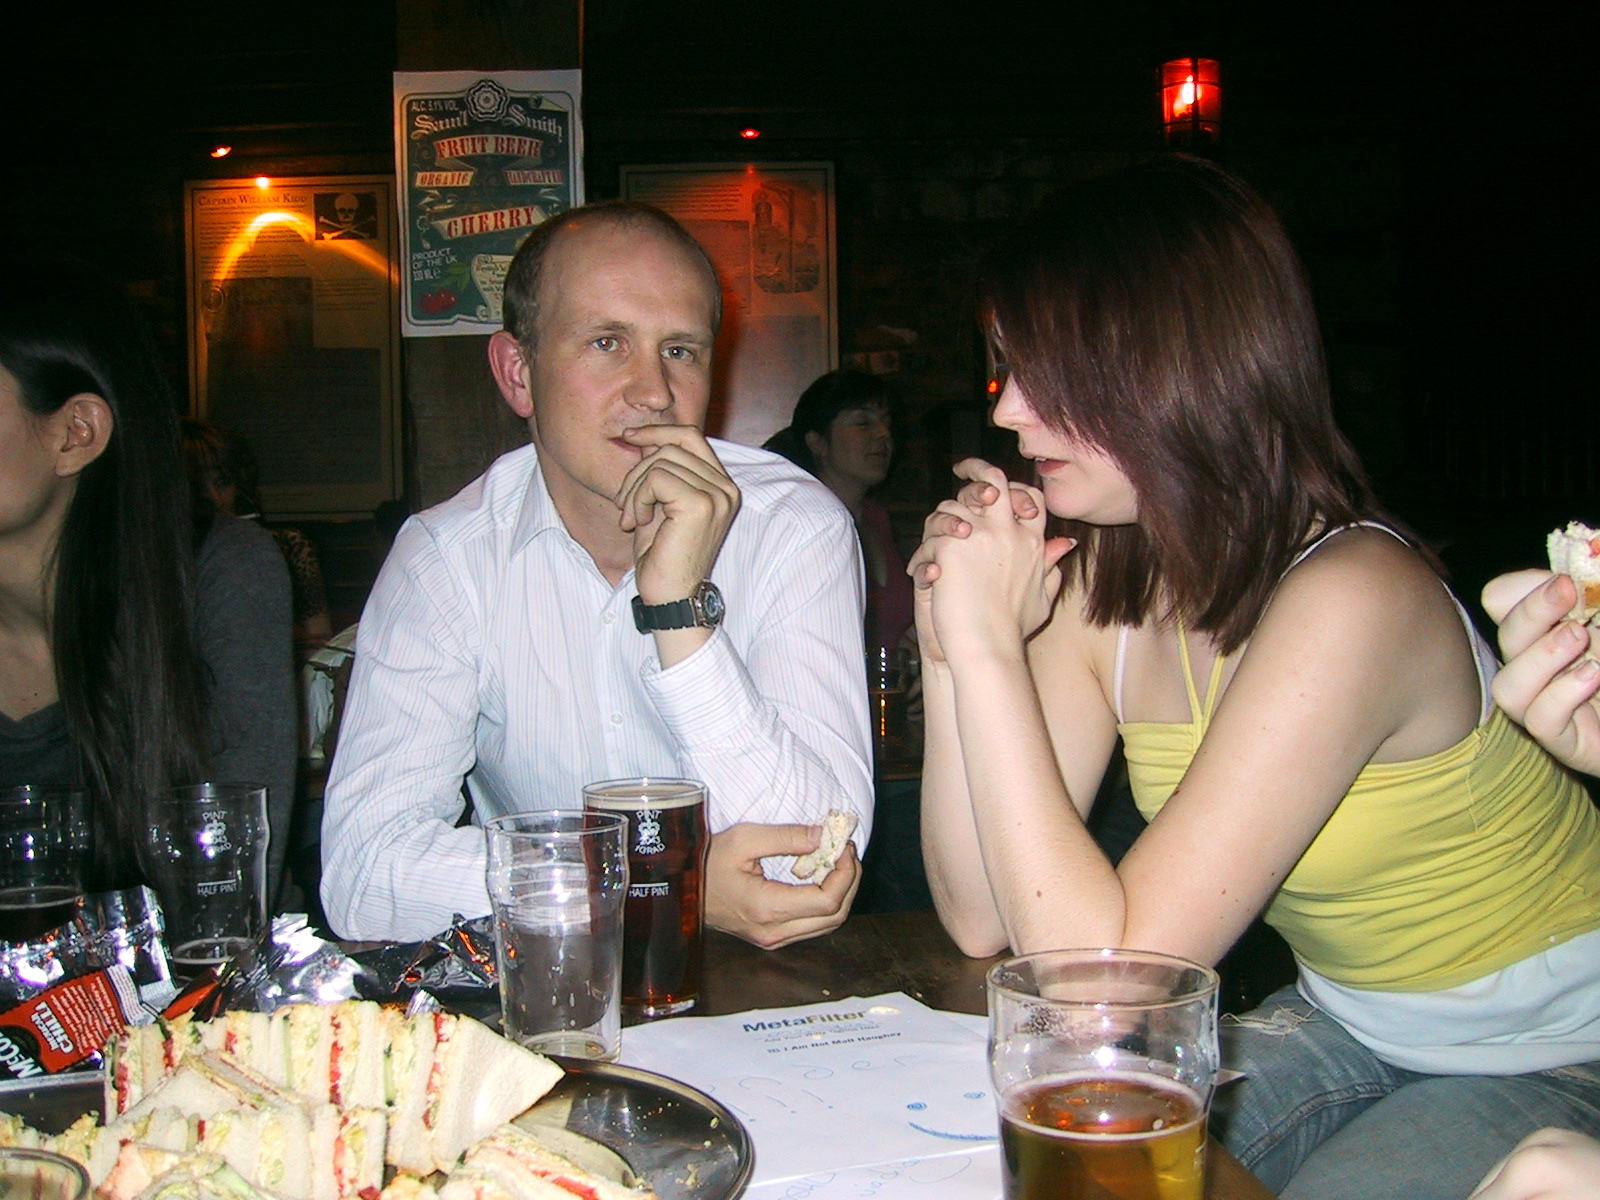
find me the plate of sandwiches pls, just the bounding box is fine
[0,1001,753,1200]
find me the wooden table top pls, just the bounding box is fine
[695,910,1276,1200]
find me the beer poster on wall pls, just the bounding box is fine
[620,163,836,448]
[184,175,401,519]
[394,70,583,338]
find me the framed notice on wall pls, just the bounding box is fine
[394,70,583,338]
[620,162,836,447]
[185,175,401,520]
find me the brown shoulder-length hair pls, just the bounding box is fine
[982,154,1426,654]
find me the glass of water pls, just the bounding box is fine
[485,810,629,1061]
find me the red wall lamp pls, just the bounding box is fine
[1161,57,1221,147]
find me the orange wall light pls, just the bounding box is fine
[1161,57,1221,147]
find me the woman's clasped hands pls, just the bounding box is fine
[907,458,1077,663]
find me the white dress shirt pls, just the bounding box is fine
[321,440,873,940]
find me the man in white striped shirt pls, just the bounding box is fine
[321,202,873,947]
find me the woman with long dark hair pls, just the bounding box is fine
[0,265,293,898]
[911,157,1600,1198]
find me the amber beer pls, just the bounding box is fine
[583,779,708,1017]
[1000,1072,1206,1200]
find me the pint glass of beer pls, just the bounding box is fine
[0,788,88,945]
[988,948,1219,1200]
[583,777,709,1018]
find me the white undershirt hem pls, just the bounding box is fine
[1297,924,1600,1075]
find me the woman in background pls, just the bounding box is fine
[0,266,294,900]
[765,369,912,652]
[910,156,1600,1198]
[183,418,332,654]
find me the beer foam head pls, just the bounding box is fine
[583,778,705,810]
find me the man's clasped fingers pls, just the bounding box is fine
[617,451,736,534]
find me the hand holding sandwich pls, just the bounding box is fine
[706,821,861,949]
[1483,569,1600,776]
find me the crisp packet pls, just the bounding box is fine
[212,913,369,1014]
[181,913,499,1027]
[341,913,495,998]
[0,968,144,1080]
[419,913,498,992]
[83,888,177,1012]
[0,886,174,1079]
[0,886,173,1015]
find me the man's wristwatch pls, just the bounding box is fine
[632,580,725,633]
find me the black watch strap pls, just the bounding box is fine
[632,581,724,632]
[632,594,696,631]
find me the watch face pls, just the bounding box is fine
[697,582,725,626]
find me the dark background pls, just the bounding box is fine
[5,1,1590,626]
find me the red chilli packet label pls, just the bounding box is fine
[0,965,142,1079]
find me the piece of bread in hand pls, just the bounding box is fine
[1547,522,1600,623]
[793,810,858,882]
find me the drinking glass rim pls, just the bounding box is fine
[155,782,268,803]
[987,946,1219,1009]
[484,809,628,839]
[1,785,86,807]
[0,1145,92,1197]
[581,776,706,802]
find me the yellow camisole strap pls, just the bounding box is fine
[1175,619,1228,737]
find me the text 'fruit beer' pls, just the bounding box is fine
[1001,1071,1206,1200]
[583,778,709,1018]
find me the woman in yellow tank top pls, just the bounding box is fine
[911,156,1600,1200]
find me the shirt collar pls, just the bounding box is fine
[509,446,570,557]
[508,449,635,590]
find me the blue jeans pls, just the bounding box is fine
[1211,985,1600,1199]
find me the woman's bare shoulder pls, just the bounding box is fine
[1273,526,1451,625]
[1248,526,1477,744]
[1031,573,1123,693]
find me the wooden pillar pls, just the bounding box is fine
[394,0,581,507]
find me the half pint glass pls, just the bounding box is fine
[145,783,269,968]
[988,948,1220,1200]
[583,777,708,1018]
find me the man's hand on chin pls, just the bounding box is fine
[705,821,862,950]
[616,424,740,604]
